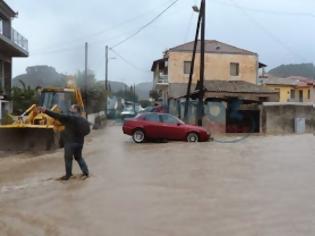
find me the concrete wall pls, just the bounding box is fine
[170,98,227,134]
[0,99,11,121]
[168,99,179,117]
[203,101,226,134]
[179,100,198,125]
[168,52,258,84]
[262,103,315,134]
[87,111,106,129]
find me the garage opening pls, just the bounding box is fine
[226,100,260,133]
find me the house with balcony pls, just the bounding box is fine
[151,40,267,105]
[262,76,315,103]
[151,40,279,134]
[0,0,28,120]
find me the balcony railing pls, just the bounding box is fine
[157,74,169,84]
[10,27,28,51]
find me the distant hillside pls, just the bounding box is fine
[136,82,152,100]
[97,81,152,100]
[269,63,315,79]
[96,80,128,93]
[13,65,66,88]
[13,66,152,100]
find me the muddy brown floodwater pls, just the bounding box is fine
[1,125,315,236]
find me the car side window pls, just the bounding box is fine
[143,114,160,122]
[161,114,178,124]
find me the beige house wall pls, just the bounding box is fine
[168,51,258,84]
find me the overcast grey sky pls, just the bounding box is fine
[6,0,315,85]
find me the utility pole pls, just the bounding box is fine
[105,45,109,116]
[84,42,88,116]
[184,1,203,121]
[184,0,206,126]
[133,83,136,114]
[197,0,206,126]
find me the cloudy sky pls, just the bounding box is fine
[6,0,315,85]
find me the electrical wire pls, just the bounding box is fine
[110,48,150,73]
[212,0,315,18]
[227,0,308,62]
[31,44,84,56]
[111,0,180,49]
[32,0,178,53]
[184,10,195,42]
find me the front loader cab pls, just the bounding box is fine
[40,90,76,114]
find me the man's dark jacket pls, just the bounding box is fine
[45,110,86,145]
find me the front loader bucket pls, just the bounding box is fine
[0,127,58,151]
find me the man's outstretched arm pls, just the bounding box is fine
[39,107,70,123]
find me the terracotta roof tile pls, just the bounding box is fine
[197,80,275,94]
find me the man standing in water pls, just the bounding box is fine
[39,104,90,180]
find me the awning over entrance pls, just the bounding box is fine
[189,80,279,103]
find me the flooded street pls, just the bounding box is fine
[1,126,315,236]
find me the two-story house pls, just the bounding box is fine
[151,40,265,104]
[151,40,279,134]
[263,76,315,103]
[0,0,28,120]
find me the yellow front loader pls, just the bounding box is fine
[0,79,85,151]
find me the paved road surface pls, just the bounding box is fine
[1,126,315,236]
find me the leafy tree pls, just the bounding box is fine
[149,90,160,101]
[85,84,108,114]
[75,70,109,113]
[139,100,152,108]
[113,86,138,102]
[11,80,37,115]
[75,70,96,90]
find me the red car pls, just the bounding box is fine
[122,112,210,143]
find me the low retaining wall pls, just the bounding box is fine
[262,103,315,134]
[87,111,106,129]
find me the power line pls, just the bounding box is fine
[31,29,136,56]
[31,44,83,56]
[110,48,150,73]
[111,0,180,49]
[184,10,195,42]
[213,0,315,18]
[227,0,308,62]
[32,0,178,53]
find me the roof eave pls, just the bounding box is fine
[0,0,17,19]
[168,49,257,56]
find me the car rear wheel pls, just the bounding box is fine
[132,129,145,143]
[187,132,199,142]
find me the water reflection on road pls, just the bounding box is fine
[1,126,315,236]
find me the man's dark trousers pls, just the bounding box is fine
[64,143,89,177]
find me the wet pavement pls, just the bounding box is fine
[1,126,315,235]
